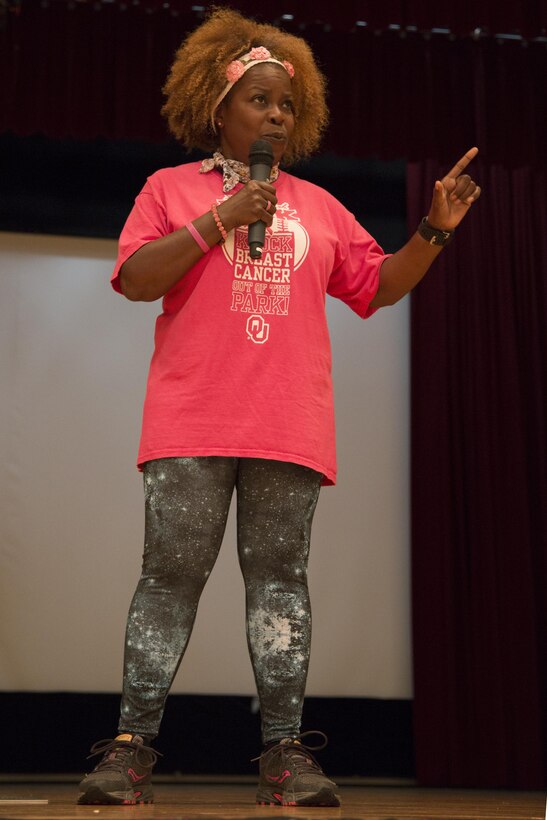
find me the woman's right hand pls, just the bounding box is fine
[119,180,278,302]
[217,180,277,233]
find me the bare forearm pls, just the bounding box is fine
[120,210,224,302]
[119,181,277,302]
[370,147,481,309]
[370,231,444,308]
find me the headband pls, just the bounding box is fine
[211,47,295,131]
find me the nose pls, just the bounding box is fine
[268,104,285,124]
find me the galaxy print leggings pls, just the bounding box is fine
[118,456,322,744]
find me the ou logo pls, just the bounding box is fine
[246,315,270,344]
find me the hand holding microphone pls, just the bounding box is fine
[211,141,276,250]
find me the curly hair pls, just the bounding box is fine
[161,7,328,164]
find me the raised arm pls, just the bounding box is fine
[370,147,481,308]
[120,180,278,302]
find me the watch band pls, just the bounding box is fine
[418,217,455,247]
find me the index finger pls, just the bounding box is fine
[249,180,276,191]
[445,146,479,179]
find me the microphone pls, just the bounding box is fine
[248,139,274,259]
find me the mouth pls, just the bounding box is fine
[262,132,287,143]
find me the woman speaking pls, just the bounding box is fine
[78,6,480,808]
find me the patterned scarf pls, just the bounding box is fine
[200,150,280,193]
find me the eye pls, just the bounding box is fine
[252,94,267,104]
[282,99,295,112]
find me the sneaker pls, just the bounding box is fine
[256,730,340,807]
[77,733,160,805]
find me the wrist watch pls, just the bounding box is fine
[418,217,455,247]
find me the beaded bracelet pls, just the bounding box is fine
[211,202,228,243]
[186,221,210,254]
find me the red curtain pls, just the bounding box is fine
[1,2,546,162]
[405,9,547,789]
[409,159,547,788]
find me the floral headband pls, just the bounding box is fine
[211,47,295,131]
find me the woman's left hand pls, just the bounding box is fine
[427,147,482,231]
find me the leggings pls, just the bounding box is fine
[118,456,322,743]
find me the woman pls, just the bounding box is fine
[78,7,480,808]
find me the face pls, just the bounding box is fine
[216,63,295,166]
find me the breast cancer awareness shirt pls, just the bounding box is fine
[112,162,388,485]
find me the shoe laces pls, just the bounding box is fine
[87,737,161,772]
[256,730,329,775]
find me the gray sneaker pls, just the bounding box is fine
[256,731,340,806]
[78,733,159,805]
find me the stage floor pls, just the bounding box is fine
[0,783,545,820]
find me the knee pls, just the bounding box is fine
[243,576,310,612]
[139,549,215,592]
[243,550,308,582]
[239,534,310,581]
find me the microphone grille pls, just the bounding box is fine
[249,140,274,168]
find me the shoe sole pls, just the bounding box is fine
[77,785,153,805]
[256,786,340,807]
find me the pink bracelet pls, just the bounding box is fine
[186,221,210,254]
[211,202,228,243]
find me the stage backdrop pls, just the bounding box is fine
[0,231,411,701]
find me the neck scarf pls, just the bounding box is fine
[200,150,280,193]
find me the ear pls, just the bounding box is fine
[213,103,224,130]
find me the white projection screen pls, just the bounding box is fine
[0,231,412,699]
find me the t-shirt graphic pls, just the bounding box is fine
[222,201,310,344]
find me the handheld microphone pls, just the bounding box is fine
[248,140,274,259]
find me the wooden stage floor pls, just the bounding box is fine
[0,783,545,820]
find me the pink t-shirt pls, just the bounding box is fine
[112,162,388,485]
